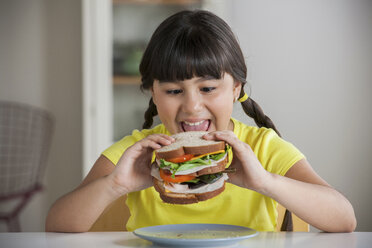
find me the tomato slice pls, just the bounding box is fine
[166,154,194,163]
[159,169,195,183]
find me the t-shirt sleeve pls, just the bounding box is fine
[254,128,306,176]
[101,129,147,165]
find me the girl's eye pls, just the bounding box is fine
[201,87,216,93]
[166,89,183,95]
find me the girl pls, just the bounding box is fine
[46,10,356,232]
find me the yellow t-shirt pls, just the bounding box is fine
[102,118,305,231]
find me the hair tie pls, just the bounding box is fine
[238,93,249,103]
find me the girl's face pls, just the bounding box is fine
[151,73,241,134]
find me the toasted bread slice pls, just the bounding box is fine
[153,178,226,204]
[156,131,225,160]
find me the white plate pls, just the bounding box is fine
[133,223,258,247]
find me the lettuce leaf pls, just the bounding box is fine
[159,160,178,170]
[176,159,212,172]
[209,152,225,161]
[184,178,200,183]
[159,146,230,175]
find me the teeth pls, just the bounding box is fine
[184,120,205,126]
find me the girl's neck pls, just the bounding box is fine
[228,119,235,132]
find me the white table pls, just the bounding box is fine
[0,232,371,248]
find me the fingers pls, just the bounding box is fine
[203,130,239,146]
[134,134,175,150]
[146,134,175,149]
[203,131,253,155]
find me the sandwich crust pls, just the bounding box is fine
[153,178,226,204]
[155,131,225,160]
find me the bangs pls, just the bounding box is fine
[149,29,231,82]
[140,10,247,90]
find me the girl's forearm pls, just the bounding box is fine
[260,173,356,232]
[45,176,125,232]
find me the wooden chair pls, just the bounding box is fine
[277,204,309,232]
[89,195,309,232]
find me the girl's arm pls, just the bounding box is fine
[45,134,174,232]
[261,159,356,232]
[45,156,120,232]
[204,131,356,232]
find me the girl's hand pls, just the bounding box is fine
[204,131,270,192]
[107,134,174,195]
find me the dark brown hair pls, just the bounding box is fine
[139,10,294,230]
[140,10,280,137]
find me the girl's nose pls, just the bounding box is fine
[182,92,203,114]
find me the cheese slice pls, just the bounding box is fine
[189,149,225,161]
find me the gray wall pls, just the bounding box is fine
[0,0,82,231]
[0,0,371,232]
[228,0,372,231]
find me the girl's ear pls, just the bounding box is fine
[233,81,242,100]
[150,86,157,105]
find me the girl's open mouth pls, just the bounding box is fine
[181,120,211,132]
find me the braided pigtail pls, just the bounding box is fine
[238,88,293,231]
[142,98,158,129]
[239,89,281,137]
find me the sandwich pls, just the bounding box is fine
[151,131,232,204]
